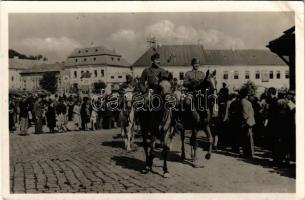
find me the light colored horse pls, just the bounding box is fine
[118,88,136,151]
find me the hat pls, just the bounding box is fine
[151,52,160,61]
[191,58,199,65]
[126,74,133,81]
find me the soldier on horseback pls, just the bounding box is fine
[182,58,214,167]
[138,52,172,176]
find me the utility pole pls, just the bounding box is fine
[146,35,157,49]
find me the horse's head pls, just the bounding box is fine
[159,71,173,97]
[201,69,217,95]
[124,91,133,109]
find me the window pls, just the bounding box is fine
[101,70,105,77]
[117,58,120,61]
[269,71,274,79]
[75,59,78,62]
[78,50,81,54]
[111,57,114,60]
[11,76,14,81]
[110,76,115,79]
[179,72,184,80]
[234,71,239,79]
[95,49,98,52]
[285,70,289,79]
[276,71,281,79]
[223,71,228,80]
[118,75,123,79]
[84,58,87,62]
[255,71,260,79]
[74,71,77,78]
[94,70,97,77]
[85,50,88,53]
[245,71,250,79]
[81,70,84,75]
[93,57,96,61]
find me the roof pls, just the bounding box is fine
[68,46,119,58]
[9,58,48,70]
[267,26,295,56]
[65,46,130,67]
[132,45,286,67]
[19,63,65,74]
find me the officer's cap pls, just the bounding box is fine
[191,58,200,65]
[151,52,160,61]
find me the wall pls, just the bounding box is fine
[132,65,289,95]
[9,69,21,89]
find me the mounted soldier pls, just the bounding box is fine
[138,52,174,177]
[181,58,214,167]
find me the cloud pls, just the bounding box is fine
[109,29,138,42]
[19,36,82,61]
[144,20,246,49]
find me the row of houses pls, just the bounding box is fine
[9,44,289,95]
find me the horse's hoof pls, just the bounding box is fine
[192,160,200,168]
[205,153,211,160]
[141,166,151,174]
[163,172,171,178]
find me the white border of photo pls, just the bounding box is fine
[0,1,304,200]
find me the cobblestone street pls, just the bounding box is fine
[9,128,295,193]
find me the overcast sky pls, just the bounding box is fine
[9,12,294,64]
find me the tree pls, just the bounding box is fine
[39,72,58,93]
[93,81,106,94]
[240,80,257,96]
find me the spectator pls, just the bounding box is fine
[46,100,56,133]
[33,96,43,134]
[239,88,255,158]
[19,97,30,136]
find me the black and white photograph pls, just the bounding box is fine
[2,2,304,198]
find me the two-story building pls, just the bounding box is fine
[132,45,289,95]
[64,46,131,93]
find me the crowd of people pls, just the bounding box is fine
[9,77,296,167]
[209,84,296,166]
[9,93,119,135]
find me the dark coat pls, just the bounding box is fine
[46,105,56,129]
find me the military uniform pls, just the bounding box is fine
[183,69,205,92]
[139,66,166,94]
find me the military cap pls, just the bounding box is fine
[151,52,160,61]
[191,58,200,65]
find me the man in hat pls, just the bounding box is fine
[183,58,210,167]
[139,52,166,94]
[239,87,255,158]
[138,52,167,174]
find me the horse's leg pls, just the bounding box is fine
[180,128,186,160]
[120,127,126,149]
[127,108,135,151]
[204,124,213,160]
[162,146,170,178]
[190,128,199,167]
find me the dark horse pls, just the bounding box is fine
[137,71,174,178]
[177,70,217,167]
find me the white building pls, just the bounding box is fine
[64,46,131,93]
[132,45,289,95]
[9,58,47,90]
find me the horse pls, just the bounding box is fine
[118,88,137,151]
[137,71,174,178]
[176,69,217,167]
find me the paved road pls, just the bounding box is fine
[9,128,295,193]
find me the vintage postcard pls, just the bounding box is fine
[0,1,304,200]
